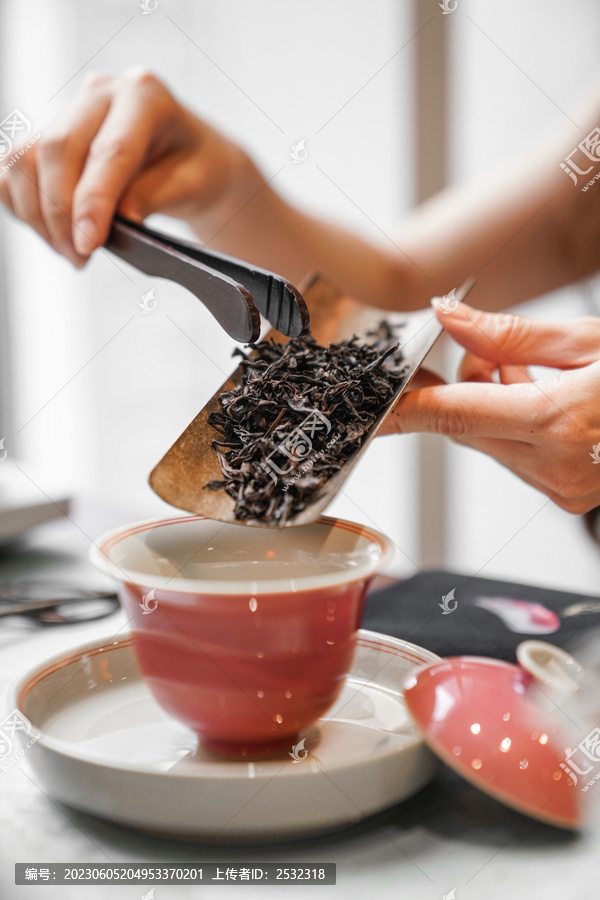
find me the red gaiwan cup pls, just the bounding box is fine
[90,515,394,758]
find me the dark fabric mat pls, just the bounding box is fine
[363,570,600,662]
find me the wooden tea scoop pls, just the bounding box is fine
[149,275,475,527]
[105,215,310,342]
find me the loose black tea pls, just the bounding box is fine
[205,322,409,526]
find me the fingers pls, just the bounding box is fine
[458,352,497,384]
[116,152,190,221]
[385,300,600,515]
[3,149,52,244]
[34,72,114,264]
[72,69,173,256]
[377,368,445,436]
[498,364,533,385]
[458,351,533,385]
[407,367,446,390]
[0,69,178,263]
[433,301,600,369]
[2,68,234,264]
[116,115,230,222]
[382,380,545,441]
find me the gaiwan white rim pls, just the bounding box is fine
[89,514,395,595]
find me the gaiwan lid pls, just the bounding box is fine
[403,641,587,829]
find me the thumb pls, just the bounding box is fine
[379,380,541,441]
[432,302,600,369]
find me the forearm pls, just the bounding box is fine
[189,101,600,313]
[389,171,569,312]
[389,151,600,312]
[399,88,600,312]
[187,151,405,307]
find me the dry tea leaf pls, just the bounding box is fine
[205,323,408,526]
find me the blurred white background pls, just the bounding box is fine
[1,0,600,592]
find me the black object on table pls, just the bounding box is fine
[363,569,600,662]
[0,581,119,624]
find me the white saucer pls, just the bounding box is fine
[11,630,439,843]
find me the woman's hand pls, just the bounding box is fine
[381,303,600,514]
[0,68,250,266]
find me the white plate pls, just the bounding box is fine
[11,630,439,843]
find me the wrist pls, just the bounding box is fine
[187,146,284,245]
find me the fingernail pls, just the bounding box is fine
[73,218,98,256]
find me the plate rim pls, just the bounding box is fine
[9,628,440,777]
